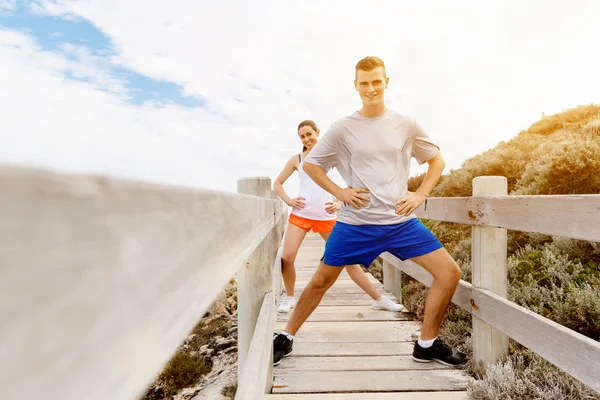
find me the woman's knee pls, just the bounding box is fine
[281,252,296,265]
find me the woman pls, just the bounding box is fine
[273,120,404,313]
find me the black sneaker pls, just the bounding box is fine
[412,338,466,366]
[273,333,293,365]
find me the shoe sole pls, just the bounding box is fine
[371,305,405,312]
[273,350,293,366]
[411,355,464,367]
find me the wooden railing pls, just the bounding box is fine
[0,166,286,400]
[381,176,600,393]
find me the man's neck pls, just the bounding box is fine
[358,104,387,118]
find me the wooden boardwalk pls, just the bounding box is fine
[267,233,469,399]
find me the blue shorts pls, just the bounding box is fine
[322,218,443,267]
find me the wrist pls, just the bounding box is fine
[332,186,343,199]
[415,190,428,200]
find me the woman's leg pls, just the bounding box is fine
[279,221,308,312]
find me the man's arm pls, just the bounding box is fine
[415,151,445,198]
[395,151,445,216]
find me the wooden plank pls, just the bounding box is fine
[0,166,287,400]
[272,370,467,393]
[277,310,411,322]
[415,194,600,242]
[294,278,382,286]
[291,291,396,301]
[275,355,453,371]
[273,247,284,304]
[274,321,421,342]
[238,178,284,377]
[294,283,384,292]
[471,288,600,393]
[294,277,382,287]
[291,342,415,357]
[295,306,404,314]
[383,259,402,302]
[236,293,276,400]
[294,287,378,294]
[266,392,469,399]
[317,298,395,306]
[471,177,508,370]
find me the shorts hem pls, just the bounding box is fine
[393,241,443,260]
[288,218,310,232]
[322,255,374,268]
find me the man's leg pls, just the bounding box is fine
[387,218,465,365]
[273,261,343,365]
[410,248,461,340]
[283,261,344,335]
[318,231,380,301]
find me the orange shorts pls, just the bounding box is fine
[289,214,336,233]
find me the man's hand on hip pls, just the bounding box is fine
[335,187,370,210]
[395,191,426,216]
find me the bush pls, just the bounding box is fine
[514,134,600,195]
[507,245,600,339]
[525,104,600,136]
[222,384,237,399]
[468,349,600,400]
[423,105,600,198]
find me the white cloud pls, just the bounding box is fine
[0,0,17,11]
[2,0,600,196]
[0,29,262,192]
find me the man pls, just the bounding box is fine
[273,56,466,367]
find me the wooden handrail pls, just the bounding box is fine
[0,166,286,400]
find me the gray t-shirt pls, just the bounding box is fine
[304,109,439,225]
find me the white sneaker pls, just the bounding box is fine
[278,294,295,313]
[371,296,405,312]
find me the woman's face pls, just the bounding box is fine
[298,125,319,150]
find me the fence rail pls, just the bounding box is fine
[416,194,600,242]
[382,176,600,393]
[0,166,286,400]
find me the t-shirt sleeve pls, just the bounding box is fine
[410,118,440,165]
[303,122,340,171]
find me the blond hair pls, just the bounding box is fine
[355,56,386,78]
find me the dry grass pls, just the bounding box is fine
[141,315,232,399]
[416,104,600,198]
[525,104,600,136]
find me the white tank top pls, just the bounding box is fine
[291,153,337,221]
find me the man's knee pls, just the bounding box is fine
[444,260,461,286]
[310,268,339,291]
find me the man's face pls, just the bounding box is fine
[354,67,389,107]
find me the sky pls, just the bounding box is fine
[1,0,600,196]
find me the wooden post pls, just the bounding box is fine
[237,177,274,386]
[382,258,402,303]
[471,176,509,372]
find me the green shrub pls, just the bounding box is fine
[468,349,600,400]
